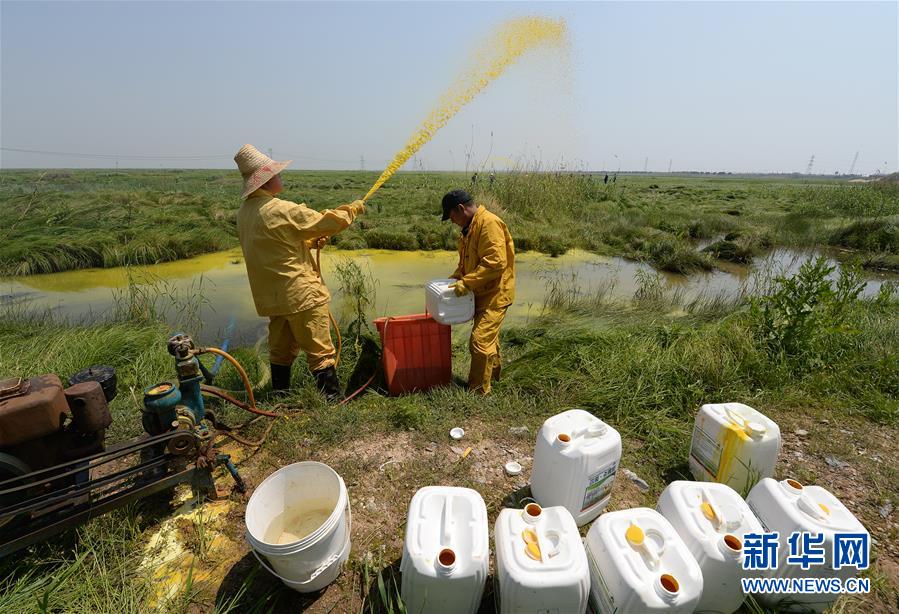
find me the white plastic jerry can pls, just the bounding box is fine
[400,487,489,614]
[425,278,475,325]
[745,478,870,613]
[494,503,590,614]
[688,403,781,494]
[530,409,622,526]
[657,481,764,614]
[585,507,704,613]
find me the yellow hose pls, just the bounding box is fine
[203,347,257,410]
[314,244,342,368]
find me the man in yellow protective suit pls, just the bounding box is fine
[441,189,515,395]
[234,144,365,401]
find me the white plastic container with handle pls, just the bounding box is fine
[425,279,475,325]
[585,507,704,613]
[745,478,870,612]
[400,486,489,614]
[688,402,781,494]
[530,409,622,526]
[494,503,590,614]
[244,461,351,593]
[657,480,763,613]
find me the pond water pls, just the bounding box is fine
[0,248,893,346]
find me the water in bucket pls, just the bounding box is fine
[263,499,335,545]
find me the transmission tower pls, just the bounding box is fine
[848,151,859,175]
[360,155,365,171]
[644,157,649,172]
[668,158,673,173]
[805,154,815,175]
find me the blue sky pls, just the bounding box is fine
[1,1,896,173]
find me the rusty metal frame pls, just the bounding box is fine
[0,430,222,558]
[0,465,204,558]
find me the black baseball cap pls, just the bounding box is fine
[441,189,474,221]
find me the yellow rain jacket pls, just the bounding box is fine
[451,206,516,312]
[237,189,358,316]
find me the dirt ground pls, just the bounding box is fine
[140,412,899,613]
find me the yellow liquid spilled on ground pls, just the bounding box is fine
[363,16,568,202]
[263,499,335,545]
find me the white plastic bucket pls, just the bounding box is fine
[657,481,764,614]
[245,461,352,593]
[745,478,869,612]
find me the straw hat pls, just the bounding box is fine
[234,144,292,198]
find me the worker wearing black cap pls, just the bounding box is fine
[441,189,515,395]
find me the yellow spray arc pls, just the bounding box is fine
[321,17,567,401]
[362,16,568,202]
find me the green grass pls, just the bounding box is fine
[830,219,899,253]
[0,509,154,614]
[2,170,898,276]
[0,249,897,611]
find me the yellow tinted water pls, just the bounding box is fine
[4,248,886,346]
[363,17,568,201]
[263,499,335,545]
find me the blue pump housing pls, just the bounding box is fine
[142,382,181,435]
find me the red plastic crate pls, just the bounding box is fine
[374,314,452,396]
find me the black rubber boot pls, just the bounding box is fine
[313,366,344,403]
[270,363,292,392]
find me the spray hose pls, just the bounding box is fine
[314,242,377,405]
[313,245,342,368]
[198,347,282,418]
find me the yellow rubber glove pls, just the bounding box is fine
[451,280,470,296]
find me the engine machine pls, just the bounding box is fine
[0,333,246,557]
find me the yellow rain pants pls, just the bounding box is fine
[268,303,335,372]
[468,306,508,394]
